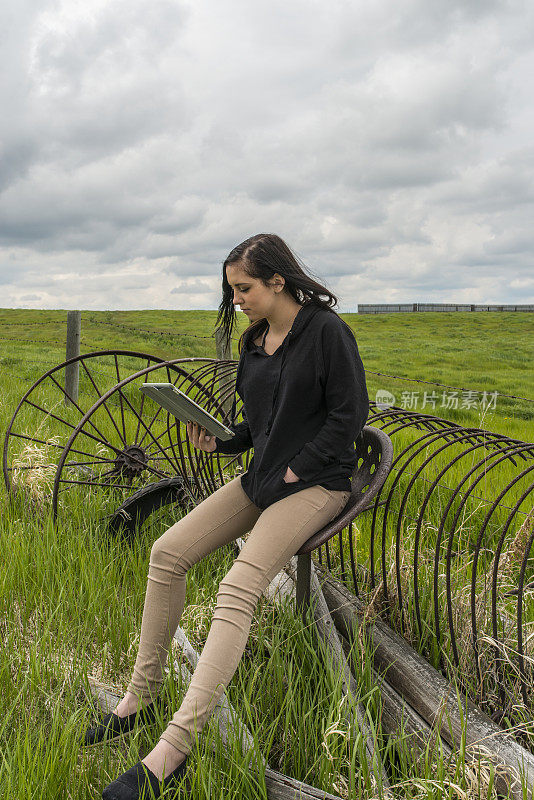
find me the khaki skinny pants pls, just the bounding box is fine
[127,474,350,754]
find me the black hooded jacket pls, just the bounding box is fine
[214,301,369,511]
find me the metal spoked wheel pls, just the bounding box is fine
[3,350,168,502]
[51,357,250,525]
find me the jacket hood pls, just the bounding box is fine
[242,300,322,352]
[230,301,324,432]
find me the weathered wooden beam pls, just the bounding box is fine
[281,559,456,767]
[281,555,391,794]
[314,563,534,800]
[336,629,455,765]
[295,551,311,615]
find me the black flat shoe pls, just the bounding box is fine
[83,697,165,746]
[102,757,189,799]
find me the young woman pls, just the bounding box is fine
[89,233,369,800]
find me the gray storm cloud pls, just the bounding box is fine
[0,0,533,309]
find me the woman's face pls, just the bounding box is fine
[226,262,283,322]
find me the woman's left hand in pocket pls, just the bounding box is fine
[283,466,300,483]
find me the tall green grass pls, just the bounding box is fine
[1,310,532,798]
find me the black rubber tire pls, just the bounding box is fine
[107,476,198,538]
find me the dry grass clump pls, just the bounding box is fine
[353,500,534,731]
[11,435,61,507]
[499,508,534,591]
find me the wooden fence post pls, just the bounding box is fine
[215,326,232,361]
[65,310,81,406]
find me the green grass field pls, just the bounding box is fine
[1,308,532,439]
[1,309,533,799]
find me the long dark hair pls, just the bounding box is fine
[214,233,339,354]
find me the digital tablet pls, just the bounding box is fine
[139,383,235,441]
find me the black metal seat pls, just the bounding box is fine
[294,425,394,614]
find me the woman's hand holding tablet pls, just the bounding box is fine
[186,420,217,453]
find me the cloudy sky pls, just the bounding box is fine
[1,0,533,311]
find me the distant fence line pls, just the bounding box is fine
[358,303,534,313]
[3,313,534,406]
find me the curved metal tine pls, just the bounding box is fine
[139,367,201,460]
[194,387,235,496]
[144,445,186,479]
[348,521,359,596]
[135,365,174,449]
[166,416,183,478]
[197,454,214,500]
[7,431,111,465]
[139,364,180,455]
[142,412,186,450]
[378,426,465,607]
[177,363,237,469]
[338,527,347,584]
[178,362,223,406]
[363,412,533,720]
[388,427,502,655]
[445,448,533,668]
[77,358,128,446]
[64,447,172,485]
[166,361,231,498]
[369,480,384,591]
[136,363,186,449]
[13,401,124,460]
[489,482,534,708]
[172,411,217,500]
[516,521,534,707]
[362,434,394,593]
[203,439,218,488]
[325,537,333,572]
[370,407,454,435]
[393,427,471,634]
[408,434,496,645]
[402,460,531,517]
[442,446,512,668]
[395,428,480,635]
[101,382,179,475]
[166,426,194,494]
[183,432,205,500]
[419,440,487,641]
[2,351,165,494]
[113,353,128,445]
[51,458,115,469]
[465,446,534,680]
[46,370,119,442]
[200,376,230,417]
[134,359,153,443]
[384,414,455,438]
